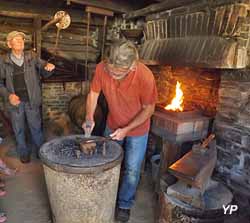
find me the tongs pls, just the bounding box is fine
[79,136,112,156]
[81,136,112,144]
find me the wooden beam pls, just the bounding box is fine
[0,10,40,19]
[124,0,200,19]
[86,6,114,17]
[67,0,132,13]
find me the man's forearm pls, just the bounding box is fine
[85,91,99,121]
[125,104,155,132]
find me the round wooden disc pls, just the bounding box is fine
[54,11,71,30]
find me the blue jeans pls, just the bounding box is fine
[9,102,44,156]
[104,126,148,209]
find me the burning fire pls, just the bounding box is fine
[165,81,184,112]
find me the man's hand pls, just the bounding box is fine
[110,127,129,141]
[9,94,20,106]
[82,120,95,137]
[44,63,55,72]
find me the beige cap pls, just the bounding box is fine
[6,31,26,42]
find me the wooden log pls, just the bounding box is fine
[42,31,95,43]
[43,48,99,62]
[42,37,96,47]
[42,42,98,52]
[0,9,40,19]
[0,24,33,33]
[62,25,97,34]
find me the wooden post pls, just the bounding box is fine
[33,17,42,58]
[156,139,182,193]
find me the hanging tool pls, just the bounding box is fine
[84,6,114,81]
[42,11,71,62]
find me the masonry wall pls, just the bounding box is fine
[152,65,220,116]
[215,69,250,192]
[42,82,87,121]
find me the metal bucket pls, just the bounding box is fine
[40,135,123,223]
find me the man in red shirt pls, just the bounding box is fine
[82,40,157,222]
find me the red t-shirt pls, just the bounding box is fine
[91,61,158,136]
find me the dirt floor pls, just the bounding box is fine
[0,136,156,223]
[0,135,250,223]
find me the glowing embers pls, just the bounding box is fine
[165,81,184,112]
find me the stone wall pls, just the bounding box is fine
[215,69,250,193]
[152,65,220,116]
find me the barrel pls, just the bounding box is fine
[40,135,123,223]
[68,95,104,135]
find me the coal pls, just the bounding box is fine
[40,135,123,173]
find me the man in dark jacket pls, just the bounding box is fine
[0,31,55,163]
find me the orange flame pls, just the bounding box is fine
[165,81,184,112]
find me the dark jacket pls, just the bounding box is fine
[0,51,53,108]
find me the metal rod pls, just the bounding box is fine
[85,11,91,83]
[101,15,108,60]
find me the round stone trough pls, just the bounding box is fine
[40,135,123,223]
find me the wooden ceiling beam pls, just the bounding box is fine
[67,0,132,13]
[85,6,114,17]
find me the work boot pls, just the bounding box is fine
[20,154,31,164]
[115,208,130,222]
[36,150,40,160]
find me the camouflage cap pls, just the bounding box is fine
[6,31,26,42]
[107,40,139,69]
